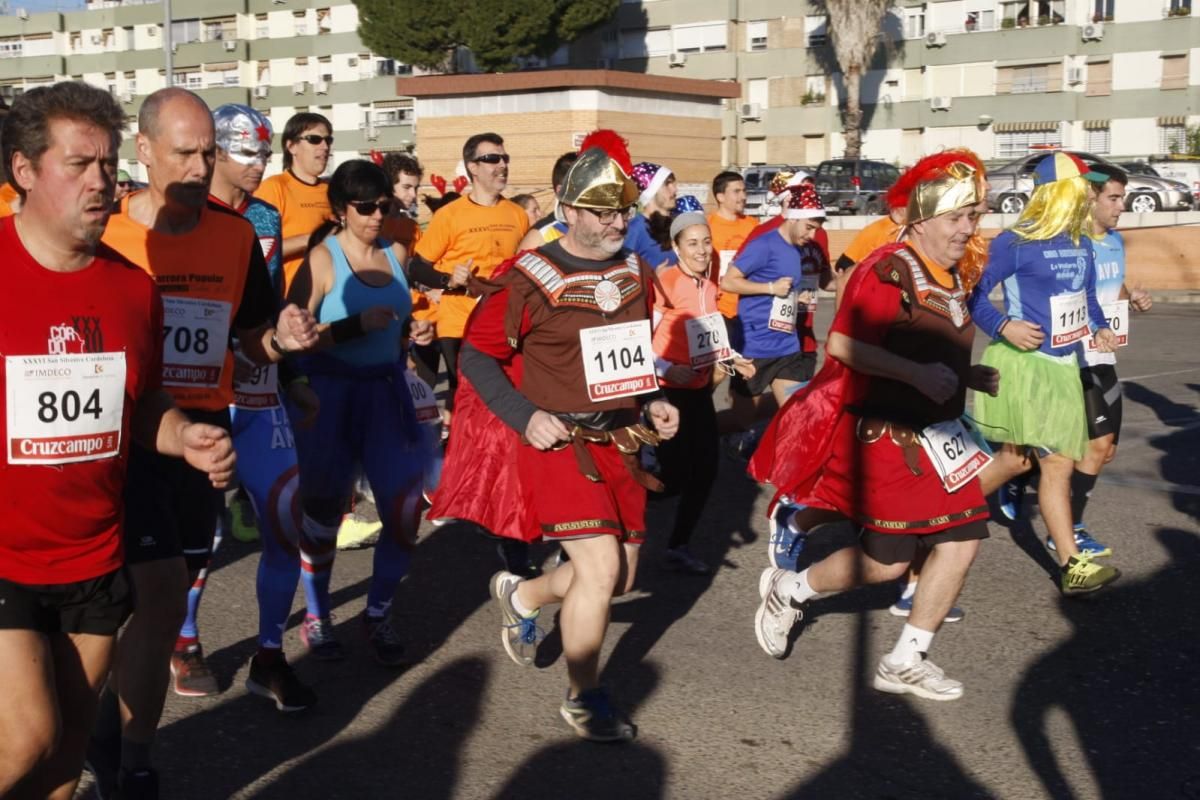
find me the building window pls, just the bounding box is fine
[996,129,1061,159]
[747,139,767,165]
[255,14,269,38]
[124,71,136,95]
[1160,124,1187,154]
[1161,54,1189,90]
[746,20,768,51]
[673,21,727,53]
[904,7,925,38]
[293,11,308,36]
[0,39,22,59]
[1085,127,1111,154]
[965,6,996,31]
[747,78,768,109]
[170,19,201,44]
[1093,0,1114,21]
[621,28,671,58]
[172,70,203,89]
[1086,60,1111,96]
[1167,0,1190,14]
[1011,65,1048,93]
[205,18,236,42]
[806,15,829,46]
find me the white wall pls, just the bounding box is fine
[1110,117,1159,155]
[1112,51,1164,90]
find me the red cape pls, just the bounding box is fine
[747,243,905,508]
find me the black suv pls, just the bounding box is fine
[813,159,900,215]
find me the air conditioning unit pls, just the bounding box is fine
[147,26,157,36]
[1081,22,1104,41]
[930,96,952,110]
[314,80,329,94]
[668,52,687,67]
[16,8,28,20]
[1067,66,1084,84]
[91,34,102,44]
[293,81,306,94]
[925,31,947,47]
[254,84,269,98]
[171,42,178,54]
[223,39,238,51]
[739,102,762,120]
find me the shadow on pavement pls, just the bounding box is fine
[489,736,667,800]
[1011,528,1200,799]
[1122,381,1200,520]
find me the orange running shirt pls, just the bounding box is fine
[0,183,19,218]
[382,214,436,322]
[842,215,901,266]
[254,171,331,292]
[102,196,276,411]
[707,212,759,319]
[413,195,529,339]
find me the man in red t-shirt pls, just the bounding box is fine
[0,82,234,800]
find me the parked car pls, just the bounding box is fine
[1148,157,1200,204]
[812,159,900,215]
[742,164,808,216]
[1116,161,1161,178]
[987,150,1193,214]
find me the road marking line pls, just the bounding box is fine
[1120,367,1200,382]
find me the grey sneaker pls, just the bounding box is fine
[754,568,803,659]
[300,614,346,661]
[873,653,964,701]
[560,687,636,742]
[489,571,541,666]
[364,613,408,667]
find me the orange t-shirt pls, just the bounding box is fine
[253,171,331,292]
[381,214,436,323]
[102,196,267,411]
[707,213,759,319]
[842,215,901,266]
[653,265,724,389]
[414,195,529,338]
[0,183,20,218]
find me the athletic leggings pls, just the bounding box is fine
[438,337,462,412]
[657,386,720,550]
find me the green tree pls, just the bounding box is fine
[817,0,894,159]
[354,0,618,73]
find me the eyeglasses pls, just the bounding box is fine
[581,206,636,225]
[472,153,510,165]
[298,134,334,146]
[116,181,131,188]
[349,199,394,217]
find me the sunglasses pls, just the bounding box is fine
[298,134,334,146]
[117,181,131,188]
[349,199,394,216]
[472,153,510,165]
[582,205,636,225]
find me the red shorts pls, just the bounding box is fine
[800,413,988,535]
[517,440,647,545]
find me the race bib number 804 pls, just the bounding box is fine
[6,352,126,465]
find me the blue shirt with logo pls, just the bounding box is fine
[733,229,803,359]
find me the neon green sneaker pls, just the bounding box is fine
[229,493,260,543]
[1060,552,1120,596]
[336,513,381,551]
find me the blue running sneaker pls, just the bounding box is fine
[1047,526,1112,558]
[996,478,1026,522]
[888,593,965,623]
[768,499,807,571]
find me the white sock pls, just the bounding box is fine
[779,568,818,604]
[890,623,935,663]
[898,580,917,601]
[511,584,537,618]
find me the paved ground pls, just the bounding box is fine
[86,304,1200,800]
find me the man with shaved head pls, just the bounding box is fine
[87,88,318,799]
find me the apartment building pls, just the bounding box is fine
[0,0,415,180]
[572,0,1200,166]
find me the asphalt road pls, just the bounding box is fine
[85,303,1200,800]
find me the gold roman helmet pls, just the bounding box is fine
[905,162,979,224]
[557,147,640,212]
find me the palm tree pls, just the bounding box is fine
[821,0,893,159]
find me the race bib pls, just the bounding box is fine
[768,291,797,333]
[580,320,657,402]
[1085,300,1129,351]
[404,370,440,424]
[718,250,736,281]
[161,297,232,388]
[1049,290,1089,347]
[685,313,732,368]
[6,352,126,465]
[918,419,992,493]
[232,350,279,410]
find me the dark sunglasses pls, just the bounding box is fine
[299,134,334,146]
[472,153,510,165]
[349,199,394,216]
[116,181,132,188]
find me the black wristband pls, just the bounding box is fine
[269,332,290,356]
[330,314,366,344]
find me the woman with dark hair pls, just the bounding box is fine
[255,112,334,291]
[286,159,435,666]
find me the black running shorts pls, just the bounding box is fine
[0,568,132,636]
[1081,365,1122,444]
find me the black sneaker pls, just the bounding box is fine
[117,767,159,800]
[560,687,637,743]
[245,653,317,712]
[364,612,408,667]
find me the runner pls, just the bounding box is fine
[1070,164,1153,553]
[90,88,317,799]
[429,138,680,741]
[651,211,754,574]
[517,149,578,249]
[750,159,996,700]
[286,158,435,666]
[0,80,233,800]
[208,103,318,712]
[626,160,678,268]
[967,151,1121,595]
[707,170,758,321]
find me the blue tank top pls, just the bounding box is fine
[317,235,411,367]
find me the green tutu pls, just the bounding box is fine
[971,341,1088,461]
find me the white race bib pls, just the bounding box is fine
[718,250,736,281]
[232,350,279,410]
[1049,290,1089,347]
[685,313,732,368]
[580,319,657,402]
[918,419,992,493]
[6,352,126,465]
[768,291,797,333]
[161,297,232,388]
[1085,299,1129,351]
[404,370,440,424]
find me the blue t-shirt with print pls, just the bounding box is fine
[733,229,803,359]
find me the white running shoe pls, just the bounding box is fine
[754,568,802,659]
[873,653,964,701]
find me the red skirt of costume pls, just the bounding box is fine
[748,243,987,535]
